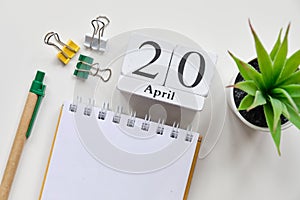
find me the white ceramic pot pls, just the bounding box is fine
[227,74,292,132]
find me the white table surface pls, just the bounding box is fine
[1,0,300,199]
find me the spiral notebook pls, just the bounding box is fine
[39,101,202,200]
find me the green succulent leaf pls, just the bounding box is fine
[283,103,300,130]
[240,62,265,90]
[269,97,283,132]
[273,24,290,82]
[249,20,273,88]
[294,97,300,111]
[279,97,300,115]
[238,94,254,110]
[280,70,300,85]
[247,90,267,111]
[233,81,258,96]
[279,49,300,81]
[280,84,300,97]
[281,102,290,119]
[228,52,264,90]
[270,29,283,60]
[272,88,299,112]
[228,51,259,80]
[263,103,282,156]
[228,51,250,80]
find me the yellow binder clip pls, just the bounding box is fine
[44,32,80,64]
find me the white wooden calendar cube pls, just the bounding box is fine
[121,33,176,85]
[165,45,215,97]
[117,33,217,111]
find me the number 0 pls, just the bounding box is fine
[177,51,205,88]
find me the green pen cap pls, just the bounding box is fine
[27,70,46,138]
[30,71,46,96]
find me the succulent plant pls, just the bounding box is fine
[228,20,300,155]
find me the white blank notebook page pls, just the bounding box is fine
[40,102,199,200]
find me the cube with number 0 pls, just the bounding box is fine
[165,45,215,97]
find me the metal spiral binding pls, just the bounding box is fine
[112,106,122,124]
[141,115,151,131]
[170,122,179,139]
[83,99,95,116]
[185,126,194,142]
[69,98,194,143]
[69,104,77,113]
[156,119,165,135]
[127,111,136,127]
[69,96,82,112]
[98,103,109,120]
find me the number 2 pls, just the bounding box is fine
[132,41,161,79]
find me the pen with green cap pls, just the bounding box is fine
[0,71,46,200]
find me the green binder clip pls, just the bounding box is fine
[73,54,112,81]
